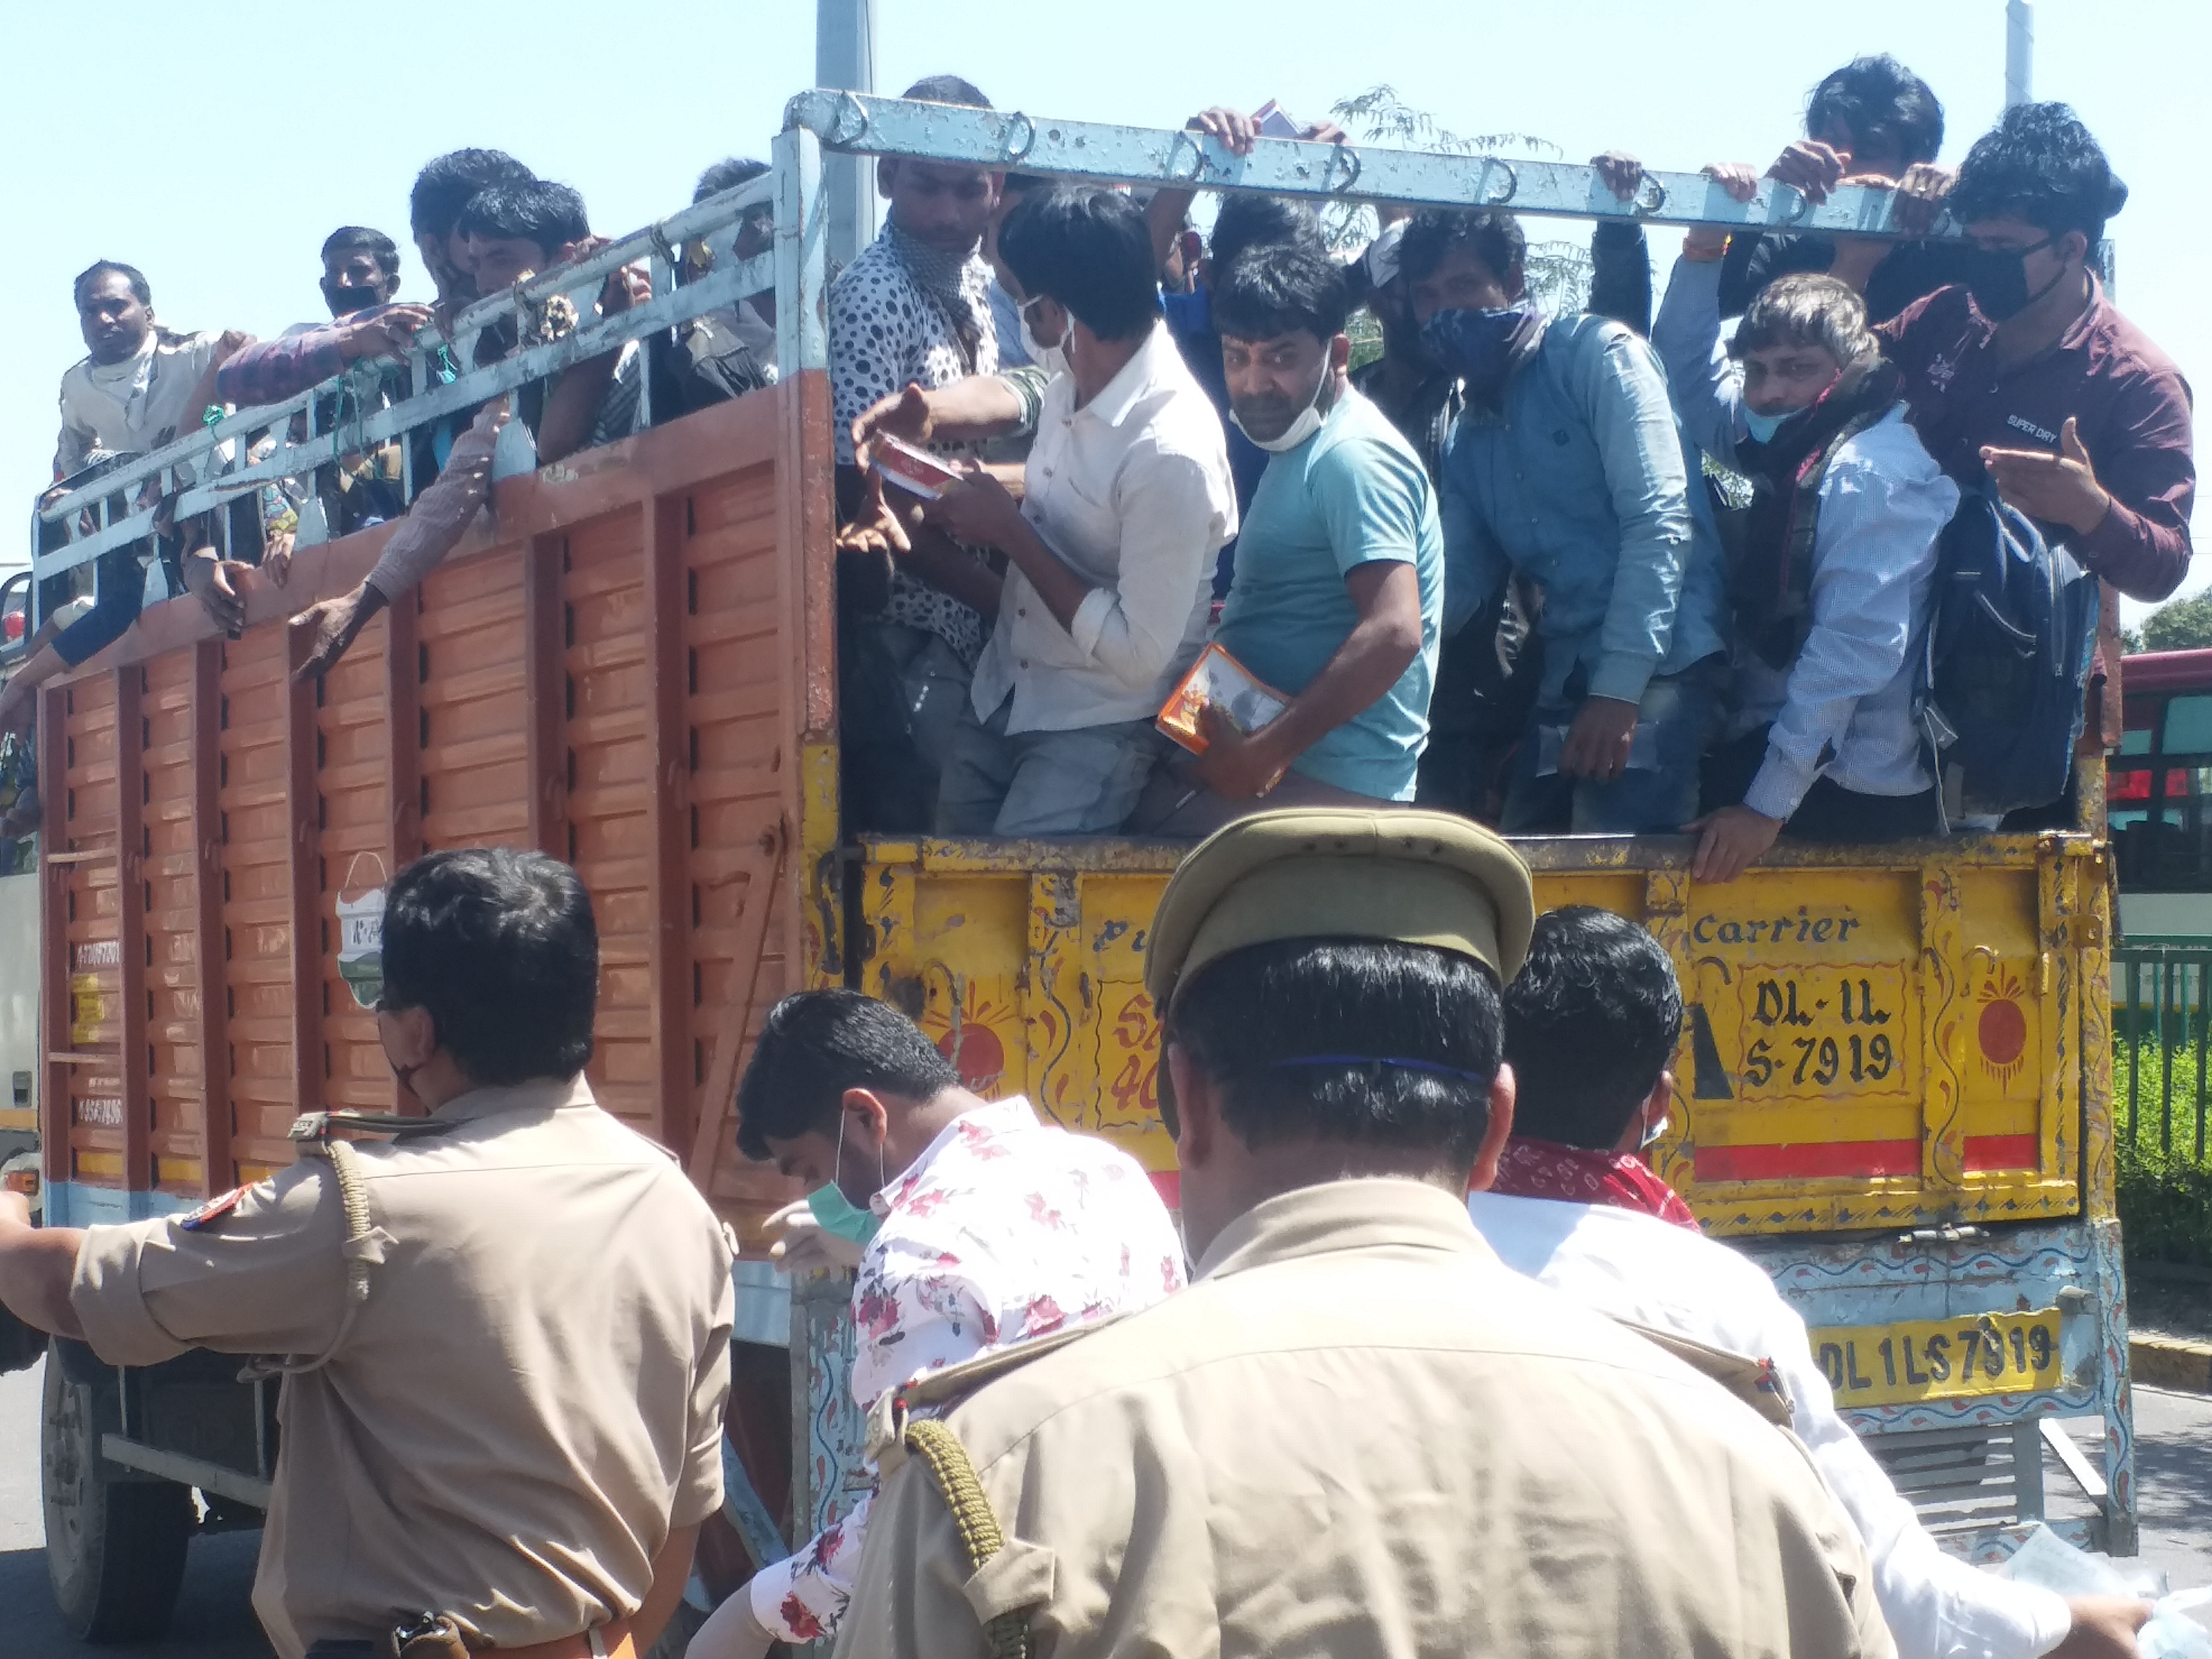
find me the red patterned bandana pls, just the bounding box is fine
[1488,1137,1701,1231]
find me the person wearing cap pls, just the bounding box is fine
[1473,906,2151,1659]
[833,806,1895,1659]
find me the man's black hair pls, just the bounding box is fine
[456,180,591,263]
[410,148,535,239]
[1208,195,1323,278]
[736,990,961,1161]
[321,226,401,279]
[901,74,991,108]
[694,157,770,204]
[1211,240,1349,345]
[998,186,1162,342]
[73,260,150,308]
[1805,55,1945,168]
[1950,101,2128,248]
[1166,940,1503,1166]
[380,848,598,1086]
[1502,907,1682,1151]
[1397,208,1527,290]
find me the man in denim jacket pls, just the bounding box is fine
[1408,210,1727,833]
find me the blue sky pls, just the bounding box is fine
[5,0,2201,616]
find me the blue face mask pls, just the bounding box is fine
[1741,405,1806,445]
[806,1127,885,1247]
[1420,304,1535,395]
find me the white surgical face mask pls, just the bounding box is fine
[1639,1109,1671,1151]
[1230,356,1332,453]
[1019,297,1072,381]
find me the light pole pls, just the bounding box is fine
[2005,0,2034,108]
[818,0,879,271]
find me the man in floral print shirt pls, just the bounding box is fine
[689,990,1184,1659]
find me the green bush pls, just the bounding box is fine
[2113,1036,2212,1268]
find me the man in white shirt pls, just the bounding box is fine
[855,185,1237,835]
[1654,257,1960,882]
[690,989,1186,1659]
[1471,905,2148,1659]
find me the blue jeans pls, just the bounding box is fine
[937,694,1160,836]
[1502,659,1720,834]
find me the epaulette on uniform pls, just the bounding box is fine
[866,1312,1135,1471]
[1619,1318,1797,1427]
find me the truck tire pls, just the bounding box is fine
[41,1346,193,1642]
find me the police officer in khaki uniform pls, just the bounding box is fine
[0,849,734,1659]
[831,808,1896,1659]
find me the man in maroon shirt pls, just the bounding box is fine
[1878,102,2193,753]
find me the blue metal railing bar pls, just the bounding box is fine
[783,91,1963,238]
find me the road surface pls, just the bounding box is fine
[1,1358,2206,1657]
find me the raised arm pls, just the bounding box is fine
[1650,253,1745,468]
[1573,326,1698,706]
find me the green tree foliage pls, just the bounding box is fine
[2140,592,2212,653]
[1326,86,1594,314]
[2115,1037,2212,1266]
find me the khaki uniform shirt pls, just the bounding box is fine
[836,1178,1895,1659]
[71,1076,735,1659]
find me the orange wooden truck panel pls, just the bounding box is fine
[39,382,834,1247]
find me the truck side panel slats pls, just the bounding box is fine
[43,390,820,1246]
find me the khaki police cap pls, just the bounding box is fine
[1143,808,1535,1012]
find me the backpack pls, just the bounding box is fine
[1918,481,2100,817]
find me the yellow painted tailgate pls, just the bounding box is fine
[853,834,2106,1238]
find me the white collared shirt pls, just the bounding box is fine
[969,320,1238,733]
[1469,1191,2072,1659]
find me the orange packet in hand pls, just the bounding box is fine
[1156,641,1289,755]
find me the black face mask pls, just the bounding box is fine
[1961,236,2062,322]
[323,281,387,319]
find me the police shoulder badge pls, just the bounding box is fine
[178,1186,248,1233]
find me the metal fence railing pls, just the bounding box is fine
[2112,942,2212,1159]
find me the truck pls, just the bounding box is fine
[0,92,2139,1644]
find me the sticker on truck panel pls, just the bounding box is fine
[1807,1309,2063,1407]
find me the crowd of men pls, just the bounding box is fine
[7,146,778,732]
[0,815,2159,1659]
[0,56,2188,1659]
[832,61,2191,877]
[12,60,2194,878]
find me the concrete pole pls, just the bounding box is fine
[817,0,879,271]
[2006,0,2034,108]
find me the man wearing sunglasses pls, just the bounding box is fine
[1875,102,2194,776]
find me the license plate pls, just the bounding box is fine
[1806,1309,2063,1407]
[1726,965,1914,1101]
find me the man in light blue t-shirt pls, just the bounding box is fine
[1139,241,1443,837]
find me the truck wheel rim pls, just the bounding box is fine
[42,1375,91,1569]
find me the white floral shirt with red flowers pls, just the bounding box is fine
[746,1096,1187,1643]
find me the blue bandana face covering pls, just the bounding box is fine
[805,1125,885,1247]
[1419,304,1535,395]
